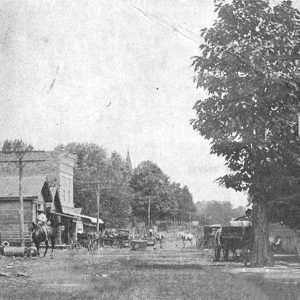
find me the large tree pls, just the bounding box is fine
[192,0,300,266]
[130,161,175,225]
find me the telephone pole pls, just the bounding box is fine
[95,182,116,232]
[96,182,100,234]
[0,151,45,247]
[148,197,151,227]
[75,178,115,232]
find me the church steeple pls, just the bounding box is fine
[125,148,132,172]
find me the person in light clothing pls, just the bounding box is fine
[37,212,47,225]
[37,211,49,236]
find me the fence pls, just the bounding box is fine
[269,223,299,254]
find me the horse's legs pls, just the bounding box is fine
[232,250,237,261]
[44,240,48,257]
[51,237,55,255]
[35,241,40,257]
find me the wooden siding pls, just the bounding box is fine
[0,199,33,246]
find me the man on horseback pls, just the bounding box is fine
[37,210,49,237]
[28,209,55,257]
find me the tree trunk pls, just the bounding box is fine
[251,200,274,266]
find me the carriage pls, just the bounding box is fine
[74,232,100,250]
[196,224,221,250]
[214,225,253,262]
[101,228,131,248]
[74,228,130,250]
[116,229,130,248]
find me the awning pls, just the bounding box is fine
[50,211,104,224]
[69,213,104,224]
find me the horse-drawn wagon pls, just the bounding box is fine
[101,228,131,248]
[214,225,253,262]
[74,232,99,250]
[196,224,221,250]
[116,229,130,248]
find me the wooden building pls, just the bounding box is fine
[0,151,103,247]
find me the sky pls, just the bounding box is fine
[2,0,293,207]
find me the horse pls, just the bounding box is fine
[154,232,165,249]
[87,232,102,251]
[28,222,55,257]
[177,232,193,248]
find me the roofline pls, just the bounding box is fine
[0,196,38,200]
[0,151,46,154]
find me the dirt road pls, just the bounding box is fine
[0,241,299,300]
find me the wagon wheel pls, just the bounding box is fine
[214,246,221,261]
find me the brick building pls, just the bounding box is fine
[0,151,102,246]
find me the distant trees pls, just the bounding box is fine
[130,161,173,224]
[176,185,196,222]
[2,139,34,152]
[195,200,245,225]
[55,144,196,227]
[130,161,196,225]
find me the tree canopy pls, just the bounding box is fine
[192,0,300,224]
[130,161,195,224]
[56,143,132,227]
[130,161,174,224]
[195,200,245,225]
[2,139,34,152]
[191,0,300,265]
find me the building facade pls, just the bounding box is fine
[0,151,101,247]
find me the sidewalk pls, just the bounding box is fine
[228,254,300,278]
[227,254,300,300]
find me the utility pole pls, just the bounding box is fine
[0,152,45,247]
[18,157,24,247]
[96,182,100,234]
[148,197,151,227]
[76,178,116,231]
